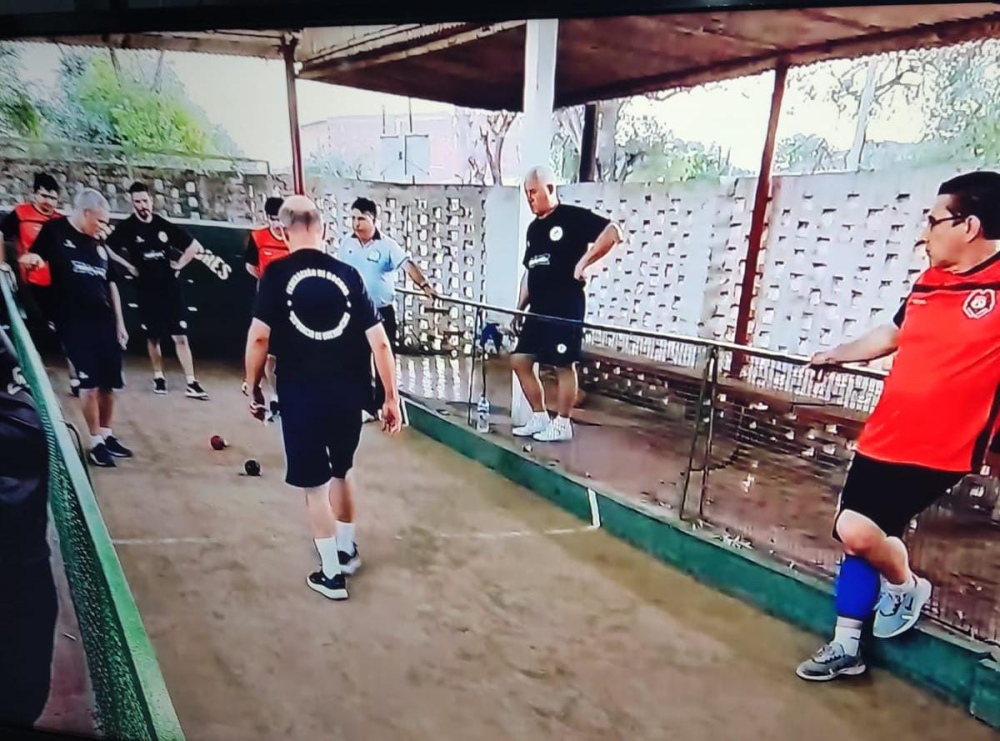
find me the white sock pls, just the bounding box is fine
[100,427,112,439]
[90,434,104,448]
[833,617,863,656]
[885,573,916,594]
[186,375,196,384]
[314,536,341,579]
[154,371,165,380]
[336,521,356,553]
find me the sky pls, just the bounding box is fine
[8,39,925,172]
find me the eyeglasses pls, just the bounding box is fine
[926,212,967,229]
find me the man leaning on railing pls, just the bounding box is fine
[796,170,1000,684]
[509,165,623,443]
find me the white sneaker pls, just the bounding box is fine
[513,412,550,437]
[533,417,573,442]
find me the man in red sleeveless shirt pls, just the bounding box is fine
[1,172,81,395]
[243,197,288,420]
[797,171,1000,683]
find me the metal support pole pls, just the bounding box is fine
[578,103,598,182]
[732,62,788,376]
[282,36,305,195]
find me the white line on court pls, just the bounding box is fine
[429,489,603,541]
[113,537,225,546]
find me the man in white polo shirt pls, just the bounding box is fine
[334,197,437,420]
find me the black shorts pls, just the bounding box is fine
[277,379,364,488]
[58,320,124,391]
[139,294,189,342]
[513,313,583,368]
[833,453,966,539]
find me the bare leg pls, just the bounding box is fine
[147,339,163,376]
[837,511,911,585]
[97,390,114,430]
[511,353,545,412]
[329,475,355,523]
[80,389,101,437]
[304,485,337,540]
[556,365,579,419]
[172,335,196,379]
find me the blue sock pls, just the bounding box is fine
[835,555,881,620]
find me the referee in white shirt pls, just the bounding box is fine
[334,197,437,420]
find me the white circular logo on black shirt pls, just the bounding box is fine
[159,231,169,243]
[549,226,564,241]
[286,268,352,340]
[97,245,108,261]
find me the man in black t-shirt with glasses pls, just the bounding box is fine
[19,189,133,469]
[106,181,208,399]
[511,165,623,443]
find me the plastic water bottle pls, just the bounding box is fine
[476,394,491,433]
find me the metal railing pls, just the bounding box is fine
[393,287,999,645]
[0,265,185,740]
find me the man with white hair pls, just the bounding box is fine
[19,188,133,469]
[511,165,623,442]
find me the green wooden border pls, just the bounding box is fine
[404,398,1000,729]
[2,273,185,740]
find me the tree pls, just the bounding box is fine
[456,109,517,185]
[0,43,44,138]
[552,86,736,184]
[305,147,367,181]
[792,39,1000,168]
[775,133,841,174]
[42,48,240,157]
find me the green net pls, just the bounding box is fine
[0,268,185,741]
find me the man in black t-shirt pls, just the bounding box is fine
[245,195,401,602]
[106,181,208,399]
[20,188,134,469]
[511,165,623,443]
[0,324,58,730]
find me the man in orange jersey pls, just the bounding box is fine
[797,171,1000,683]
[1,172,80,395]
[243,197,288,420]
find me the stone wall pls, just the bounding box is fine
[0,139,284,224]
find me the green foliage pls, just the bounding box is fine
[0,44,44,138]
[614,101,734,183]
[775,133,842,174]
[45,51,239,156]
[788,39,1000,171]
[0,44,240,158]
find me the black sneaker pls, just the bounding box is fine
[306,570,349,600]
[339,546,362,575]
[69,380,80,398]
[153,377,167,395]
[88,443,116,468]
[185,380,209,400]
[267,399,280,422]
[104,436,133,459]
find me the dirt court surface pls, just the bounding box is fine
[48,358,998,741]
